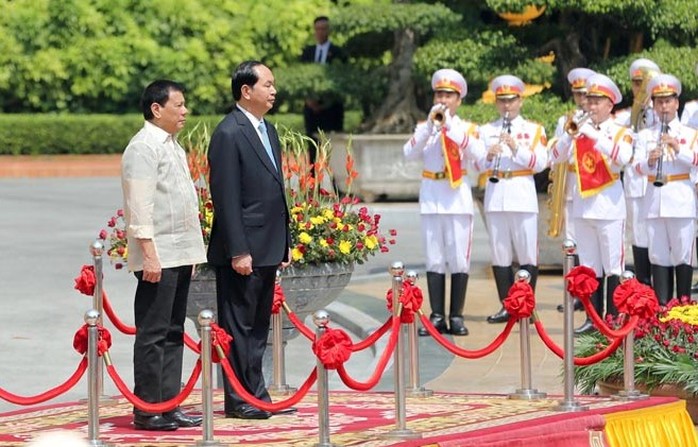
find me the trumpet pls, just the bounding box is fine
[429,104,447,128]
[564,111,591,136]
[653,112,669,187]
[489,111,511,183]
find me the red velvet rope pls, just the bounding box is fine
[285,310,316,340]
[106,360,202,413]
[0,358,88,405]
[581,303,639,339]
[533,320,624,366]
[271,283,284,315]
[351,318,392,352]
[335,316,400,391]
[219,352,317,412]
[502,281,535,319]
[419,313,515,358]
[385,282,424,323]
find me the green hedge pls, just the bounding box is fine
[0,112,366,155]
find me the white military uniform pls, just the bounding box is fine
[404,116,485,274]
[634,117,698,266]
[480,115,548,266]
[614,106,657,249]
[681,100,698,129]
[551,117,633,277]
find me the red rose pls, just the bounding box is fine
[98,229,107,240]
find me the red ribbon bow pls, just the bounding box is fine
[613,278,659,319]
[386,282,424,323]
[312,328,352,370]
[503,281,535,319]
[565,266,599,301]
[74,265,97,296]
[73,324,112,356]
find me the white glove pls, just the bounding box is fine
[427,103,448,132]
[578,121,600,140]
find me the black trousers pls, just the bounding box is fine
[215,265,276,411]
[133,265,192,416]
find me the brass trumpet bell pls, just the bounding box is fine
[564,111,591,136]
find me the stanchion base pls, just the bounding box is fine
[196,440,227,447]
[268,384,298,396]
[405,387,434,398]
[508,388,547,400]
[80,395,118,406]
[313,443,340,447]
[379,429,422,440]
[87,440,115,447]
[553,400,589,412]
[610,390,649,401]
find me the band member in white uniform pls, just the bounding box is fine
[550,74,633,334]
[633,74,698,303]
[614,58,660,286]
[552,67,595,312]
[478,75,548,324]
[404,68,486,336]
[680,63,698,129]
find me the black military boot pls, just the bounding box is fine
[448,273,469,336]
[632,246,652,286]
[675,264,693,300]
[418,272,447,336]
[575,277,604,335]
[606,274,620,317]
[487,266,514,324]
[651,264,673,305]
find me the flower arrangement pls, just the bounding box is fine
[574,296,698,397]
[280,130,396,265]
[98,125,395,269]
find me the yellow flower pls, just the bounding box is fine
[339,240,352,254]
[292,247,304,261]
[322,209,334,219]
[299,232,312,244]
[320,239,329,248]
[364,234,378,250]
[661,304,698,326]
[310,216,325,225]
[291,206,303,214]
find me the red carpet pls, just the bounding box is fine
[0,391,690,446]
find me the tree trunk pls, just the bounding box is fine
[360,27,423,134]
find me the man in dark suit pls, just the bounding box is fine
[300,16,347,162]
[207,60,291,420]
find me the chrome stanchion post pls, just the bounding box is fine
[269,271,296,395]
[509,270,546,400]
[85,309,113,447]
[554,240,589,412]
[404,271,432,398]
[313,310,339,447]
[382,262,421,440]
[612,271,648,401]
[197,310,225,447]
[86,241,116,405]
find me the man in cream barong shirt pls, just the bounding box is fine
[121,80,206,432]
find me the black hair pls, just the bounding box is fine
[140,80,185,120]
[314,16,329,24]
[231,60,264,101]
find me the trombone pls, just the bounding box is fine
[489,111,511,183]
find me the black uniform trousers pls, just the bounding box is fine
[133,265,192,416]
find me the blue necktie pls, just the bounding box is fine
[258,121,278,170]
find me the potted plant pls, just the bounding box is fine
[574,297,698,423]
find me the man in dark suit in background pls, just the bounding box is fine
[207,60,291,420]
[300,16,347,162]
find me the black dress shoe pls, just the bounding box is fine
[273,407,298,415]
[133,414,179,431]
[574,319,596,336]
[448,316,469,336]
[418,314,448,336]
[557,298,583,313]
[163,409,203,427]
[486,308,510,324]
[225,404,272,420]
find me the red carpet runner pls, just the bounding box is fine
[0,391,693,446]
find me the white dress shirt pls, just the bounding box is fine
[121,121,207,272]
